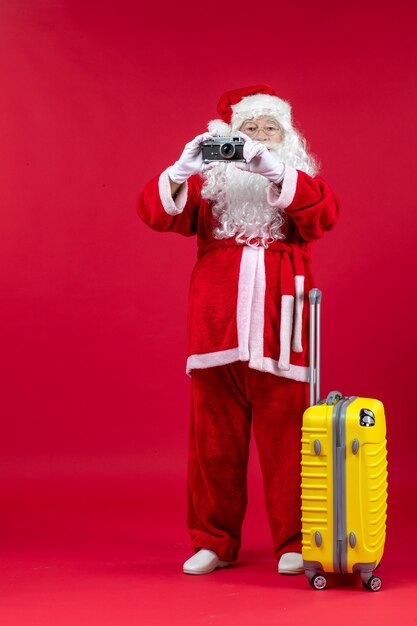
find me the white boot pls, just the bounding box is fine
[183,549,230,575]
[278,552,304,575]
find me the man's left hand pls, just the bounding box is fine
[235,132,285,184]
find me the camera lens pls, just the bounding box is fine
[219,142,236,159]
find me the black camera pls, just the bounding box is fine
[202,136,245,162]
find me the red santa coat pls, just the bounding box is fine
[138,166,339,382]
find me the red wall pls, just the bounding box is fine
[0,1,416,532]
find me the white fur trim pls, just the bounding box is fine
[278,295,294,370]
[231,94,291,120]
[186,348,240,374]
[186,350,309,382]
[231,94,292,132]
[207,119,232,136]
[237,247,258,361]
[248,247,266,370]
[292,276,304,353]
[267,166,298,210]
[158,167,188,216]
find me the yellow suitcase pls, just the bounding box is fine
[301,290,388,591]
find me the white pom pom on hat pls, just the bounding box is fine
[207,84,293,134]
[208,119,232,136]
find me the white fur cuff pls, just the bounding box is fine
[158,167,188,216]
[267,165,298,210]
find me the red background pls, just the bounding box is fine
[0,1,416,623]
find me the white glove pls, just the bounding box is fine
[236,132,285,184]
[168,133,214,184]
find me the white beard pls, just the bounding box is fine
[201,142,287,248]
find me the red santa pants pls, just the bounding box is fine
[187,361,308,563]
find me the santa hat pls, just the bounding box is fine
[208,84,293,136]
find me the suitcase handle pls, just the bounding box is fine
[325,390,343,405]
[309,288,343,407]
[309,288,322,406]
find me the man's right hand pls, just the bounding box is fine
[168,133,214,185]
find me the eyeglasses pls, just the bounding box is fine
[240,123,281,137]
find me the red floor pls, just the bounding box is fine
[1,470,415,626]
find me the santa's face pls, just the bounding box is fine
[239,115,283,145]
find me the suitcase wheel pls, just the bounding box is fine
[309,574,327,590]
[362,576,382,592]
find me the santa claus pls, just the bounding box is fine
[138,84,339,575]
